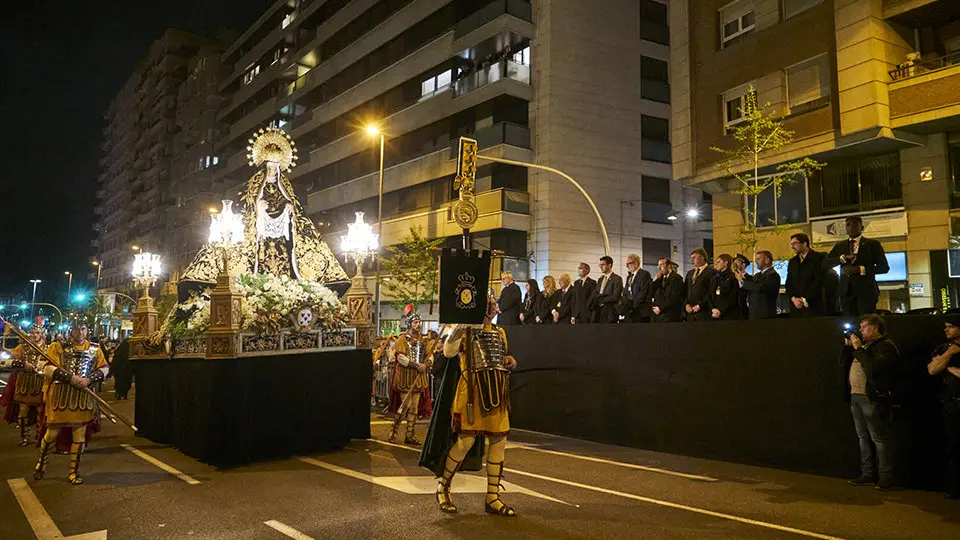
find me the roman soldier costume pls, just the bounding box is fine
[1,318,46,446]
[388,309,434,445]
[34,324,108,485]
[420,297,518,517]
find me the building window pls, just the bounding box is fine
[720,1,755,49]
[640,0,669,45]
[642,237,671,275]
[723,85,756,129]
[783,0,824,19]
[642,175,672,224]
[744,174,808,226]
[421,69,452,98]
[243,64,261,86]
[512,47,530,66]
[641,115,671,163]
[786,54,830,114]
[640,56,670,103]
[816,153,902,215]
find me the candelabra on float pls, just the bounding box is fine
[206,199,245,358]
[340,211,378,349]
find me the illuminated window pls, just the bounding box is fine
[512,47,531,66]
[243,64,261,86]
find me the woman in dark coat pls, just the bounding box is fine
[519,279,541,325]
[536,275,560,324]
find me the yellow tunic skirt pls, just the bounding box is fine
[450,327,511,437]
[42,341,108,428]
[11,345,44,406]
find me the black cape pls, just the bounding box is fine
[418,351,484,476]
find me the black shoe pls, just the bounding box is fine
[874,478,895,491]
[848,475,877,486]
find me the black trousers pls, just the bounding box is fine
[945,402,960,495]
[841,294,878,317]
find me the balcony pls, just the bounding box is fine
[889,59,960,130]
[453,59,530,97]
[455,0,532,38]
[452,122,531,153]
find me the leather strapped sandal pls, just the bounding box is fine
[34,436,54,481]
[484,460,516,517]
[436,455,462,514]
[68,448,84,485]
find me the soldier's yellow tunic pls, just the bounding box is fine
[450,325,510,437]
[42,341,107,427]
[393,332,431,393]
[11,345,45,406]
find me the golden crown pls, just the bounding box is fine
[246,126,298,172]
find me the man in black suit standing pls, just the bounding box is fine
[619,253,653,323]
[736,250,781,320]
[785,232,827,316]
[684,248,716,322]
[497,271,522,325]
[571,262,597,324]
[592,256,623,323]
[552,273,576,324]
[823,216,890,317]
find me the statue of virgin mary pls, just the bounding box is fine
[179,126,348,287]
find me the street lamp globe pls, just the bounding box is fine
[365,125,380,137]
[132,252,162,296]
[686,207,700,219]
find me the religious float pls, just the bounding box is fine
[130,126,374,465]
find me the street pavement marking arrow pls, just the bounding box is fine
[7,478,108,540]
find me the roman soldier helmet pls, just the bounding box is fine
[401,307,421,331]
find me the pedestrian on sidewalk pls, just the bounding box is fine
[111,338,132,400]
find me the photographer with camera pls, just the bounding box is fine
[842,314,900,490]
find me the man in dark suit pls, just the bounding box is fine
[618,253,653,323]
[592,256,623,324]
[735,250,781,320]
[684,248,716,322]
[571,262,596,324]
[785,232,827,316]
[496,271,522,325]
[652,258,685,322]
[551,273,576,324]
[823,216,890,317]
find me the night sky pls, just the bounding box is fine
[0,1,266,302]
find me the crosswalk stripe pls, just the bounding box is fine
[121,444,200,485]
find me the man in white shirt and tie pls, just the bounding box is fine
[824,216,890,317]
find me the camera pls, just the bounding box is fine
[843,322,862,341]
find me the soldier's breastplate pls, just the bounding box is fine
[470,330,506,372]
[407,340,425,367]
[66,347,98,377]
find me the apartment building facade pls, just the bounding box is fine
[671,0,960,311]
[95,29,220,292]
[206,0,708,302]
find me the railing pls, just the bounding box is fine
[449,122,531,154]
[455,0,532,37]
[889,51,960,81]
[453,59,530,97]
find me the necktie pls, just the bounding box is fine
[693,267,701,282]
[848,238,856,255]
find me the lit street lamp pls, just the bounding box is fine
[341,211,379,272]
[92,261,102,292]
[365,124,386,332]
[64,271,73,299]
[28,279,41,318]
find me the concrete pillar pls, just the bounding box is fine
[901,133,951,309]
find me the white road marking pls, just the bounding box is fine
[121,444,200,485]
[298,456,571,505]
[514,446,718,482]
[365,438,842,539]
[505,467,844,540]
[7,478,108,540]
[264,520,316,540]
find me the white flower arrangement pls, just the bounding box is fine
[173,274,347,337]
